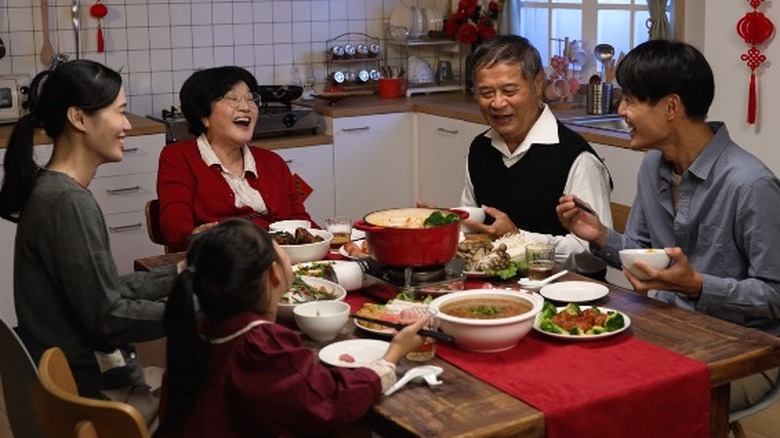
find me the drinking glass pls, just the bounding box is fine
[400,307,438,362]
[325,216,352,248]
[525,242,555,280]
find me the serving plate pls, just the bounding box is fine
[539,281,609,303]
[389,3,413,40]
[354,319,395,336]
[533,306,631,341]
[339,239,367,259]
[318,339,389,368]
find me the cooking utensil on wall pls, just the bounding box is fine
[71,0,81,59]
[89,0,108,53]
[40,0,56,65]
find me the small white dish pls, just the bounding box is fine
[269,220,311,232]
[538,280,609,303]
[318,339,389,368]
[619,248,670,280]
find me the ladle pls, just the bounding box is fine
[384,365,444,396]
[593,43,615,83]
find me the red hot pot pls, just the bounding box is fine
[353,208,468,268]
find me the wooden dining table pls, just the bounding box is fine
[134,253,780,438]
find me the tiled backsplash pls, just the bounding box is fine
[0,0,453,116]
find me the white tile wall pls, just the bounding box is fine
[0,0,453,116]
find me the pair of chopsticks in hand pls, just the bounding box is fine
[349,314,455,343]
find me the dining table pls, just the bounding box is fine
[134,252,780,438]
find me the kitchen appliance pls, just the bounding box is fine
[358,257,467,302]
[0,74,31,124]
[147,96,323,144]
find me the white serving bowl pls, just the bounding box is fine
[269,220,312,232]
[619,248,670,280]
[278,276,347,320]
[278,229,333,264]
[294,300,351,342]
[429,290,543,353]
[453,206,486,234]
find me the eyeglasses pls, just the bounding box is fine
[218,92,261,109]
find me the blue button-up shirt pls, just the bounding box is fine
[596,123,780,334]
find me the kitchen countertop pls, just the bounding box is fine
[300,92,630,149]
[2,93,630,150]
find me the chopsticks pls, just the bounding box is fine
[573,197,598,218]
[350,314,455,343]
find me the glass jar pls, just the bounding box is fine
[330,46,345,60]
[343,44,356,58]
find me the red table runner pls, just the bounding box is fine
[345,290,711,437]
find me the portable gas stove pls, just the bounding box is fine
[147,97,323,144]
[358,258,467,302]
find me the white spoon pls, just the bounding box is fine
[384,365,443,396]
[518,270,569,291]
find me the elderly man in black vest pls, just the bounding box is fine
[461,35,613,280]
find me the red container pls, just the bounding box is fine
[378,78,407,99]
[353,208,467,268]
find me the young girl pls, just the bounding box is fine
[0,60,176,426]
[157,219,428,437]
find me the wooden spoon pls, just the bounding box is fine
[40,0,56,66]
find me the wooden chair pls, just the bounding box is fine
[0,317,43,438]
[32,347,150,438]
[610,202,631,234]
[728,373,780,438]
[144,199,168,253]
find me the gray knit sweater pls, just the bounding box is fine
[14,170,176,396]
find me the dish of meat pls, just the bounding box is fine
[533,305,631,341]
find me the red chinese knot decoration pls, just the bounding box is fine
[736,0,774,124]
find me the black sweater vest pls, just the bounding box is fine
[468,122,607,236]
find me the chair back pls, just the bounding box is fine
[32,347,150,438]
[0,317,43,438]
[145,199,168,252]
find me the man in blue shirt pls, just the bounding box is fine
[557,40,780,412]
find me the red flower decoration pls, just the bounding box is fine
[445,0,500,46]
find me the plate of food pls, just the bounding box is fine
[293,260,337,278]
[318,339,390,368]
[340,239,369,259]
[533,302,630,341]
[353,299,431,336]
[538,281,609,303]
[455,234,528,279]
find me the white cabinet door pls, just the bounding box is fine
[273,143,335,226]
[104,210,157,274]
[0,144,54,326]
[591,143,645,206]
[416,114,488,207]
[332,113,415,220]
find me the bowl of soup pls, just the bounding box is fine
[429,290,543,353]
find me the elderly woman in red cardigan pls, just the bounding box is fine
[156,66,313,252]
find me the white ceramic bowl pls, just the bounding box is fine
[269,220,312,232]
[294,300,351,342]
[429,290,543,353]
[278,229,333,264]
[278,276,347,320]
[619,248,670,280]
[454,206,486,234]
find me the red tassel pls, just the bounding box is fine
[748,72,757,124]
[97,25,104,53]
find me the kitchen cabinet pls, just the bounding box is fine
[0,144,53,326]
[332,113,415,220]
[87,133,165,274]
[273,143,335,226]
[591,143,645,206]
[416,113,488,207]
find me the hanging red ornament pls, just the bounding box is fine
[736,0,774,124]
[89,0,108,53]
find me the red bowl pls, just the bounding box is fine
[354,208,465,268]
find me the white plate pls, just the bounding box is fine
[351,229,366,241]
[463,270,494,278]
[533,306,631,341]
[318,339,390,368]
[410,6,425,38]
[292,260,336,278]
[354,319,395,337]
[389,3,413,40]
[539,281,609,303]
[339,239,367,259]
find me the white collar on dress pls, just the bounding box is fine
[196,134,258,178]
[201,319,270,345]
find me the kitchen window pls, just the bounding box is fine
[507,0,676,72]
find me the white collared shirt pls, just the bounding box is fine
[197,134,268,214]
[461,105,613,274]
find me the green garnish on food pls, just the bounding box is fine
[472,305,500,316]
[423,211,460,227]
[485,260,529,280]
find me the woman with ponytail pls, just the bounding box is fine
[0,60,177,427]
[157,219,428,437]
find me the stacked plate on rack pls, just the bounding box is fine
[389,4,443,41]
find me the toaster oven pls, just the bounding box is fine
[0,74,31,124]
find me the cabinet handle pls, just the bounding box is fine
[109,223,142,233]
[106,185,141,195]
[122,147,139,153]
[437,127,459,135]
[341,126,370,132]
